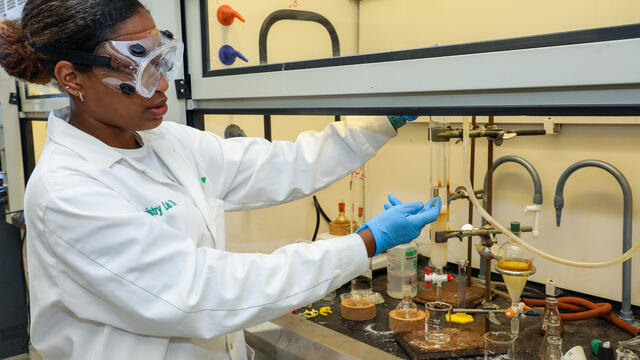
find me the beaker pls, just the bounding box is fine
[484,331,515,360]
[617,349,640,360]
[425,301,452,344]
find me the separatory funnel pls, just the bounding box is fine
[496,221,536,353]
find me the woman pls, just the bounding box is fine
[0,1,441,359]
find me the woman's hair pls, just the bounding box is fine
[0,0,146,84]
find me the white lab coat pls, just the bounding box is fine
[25,108,397,360]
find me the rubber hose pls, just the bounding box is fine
[524,297,610,319]
[523,297,639,336]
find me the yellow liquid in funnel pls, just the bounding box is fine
[497,259,532,272]
[498,259,532,304]
[502,275,528,304]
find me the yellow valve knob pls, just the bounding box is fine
[302,309,319,319]
[319,307,333,316]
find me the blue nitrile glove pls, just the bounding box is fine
[383,193,404,210]
[387,116,419,130]
[357,195,442,256]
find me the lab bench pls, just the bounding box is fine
[289,263,635,359]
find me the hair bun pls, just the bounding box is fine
[0,19,52,84]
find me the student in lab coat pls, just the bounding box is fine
[0,1,441,359]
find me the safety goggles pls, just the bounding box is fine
[41,29,183,98]
[93,29,183,98]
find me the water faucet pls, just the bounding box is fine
[554,159,634,324]
[482,155,543,237]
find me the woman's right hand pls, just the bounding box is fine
[358,195,442,256]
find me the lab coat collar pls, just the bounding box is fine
[48,108,125,168]
[47,108,165,169]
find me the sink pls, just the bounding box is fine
[244,314,401,360]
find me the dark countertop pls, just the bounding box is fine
[297,263,636,359]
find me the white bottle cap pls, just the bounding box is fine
[546,279,556,297]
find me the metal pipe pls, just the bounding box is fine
[554,160,634,323]
[467,116,476,287]
[485,116,495,333]
[453,308,507,314]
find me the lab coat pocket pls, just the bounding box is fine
[207,197,226,250]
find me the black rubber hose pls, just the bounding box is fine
[311,196,332,241]
[312,199,321,242]
[314,196,331,223]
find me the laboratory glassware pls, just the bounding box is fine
[539,280,564,347]
[457,259,468,308]
[395,296,420,319]
[386,242,418,299]
[425,301,452,345]
[496,222,536,347]
[484,331,515,360]
[329,201,352,236]
[619,335,640,353]
[428,116,450,270]
[617,348,640,360]
[540,336,563,360]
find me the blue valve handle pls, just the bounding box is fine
[219,45,248,65]
[525,310,540,316]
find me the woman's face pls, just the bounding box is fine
[76,10,169,131]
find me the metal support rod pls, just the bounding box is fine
[485,116,495,333]
[467,116,476,287]
[431,128,546,142]
[453,308,507,314]
[435,226,532,243]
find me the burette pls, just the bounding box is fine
[461,117,640,268]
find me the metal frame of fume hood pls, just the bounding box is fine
[185,0,640,117]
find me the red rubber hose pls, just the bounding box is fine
[523,297,639,336]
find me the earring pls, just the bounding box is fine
[65,86,70,89]
[78,91,85,103]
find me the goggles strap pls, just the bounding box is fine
[31,44,112,68]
